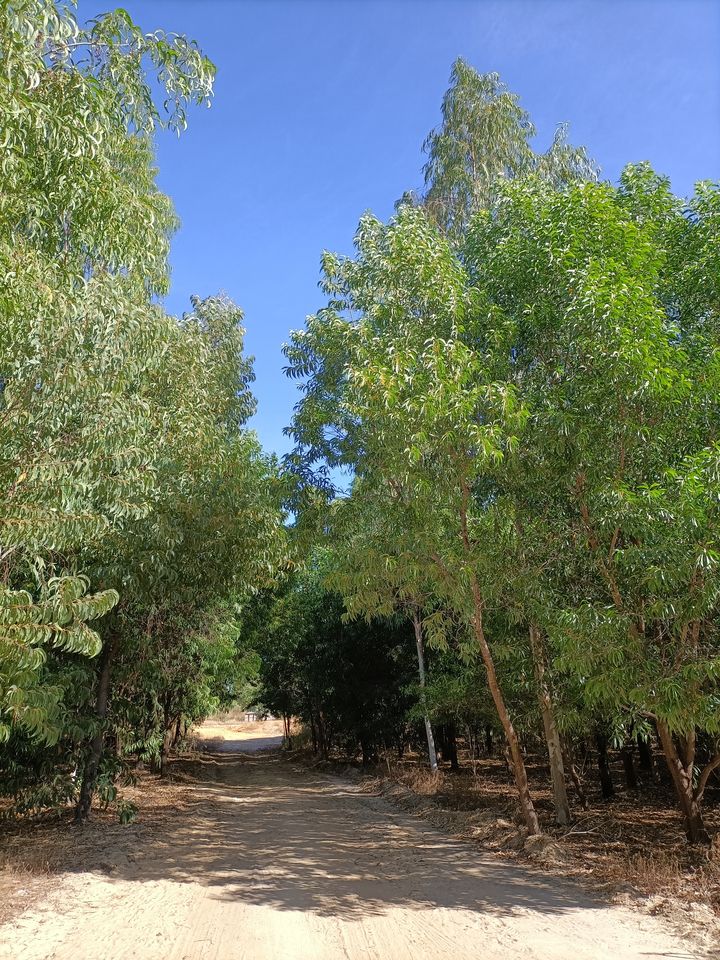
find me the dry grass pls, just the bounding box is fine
[191,717,285,744]
[207,706,260,722]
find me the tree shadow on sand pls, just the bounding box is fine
[56,752,698,958]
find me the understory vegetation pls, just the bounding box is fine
[2,0,719,880]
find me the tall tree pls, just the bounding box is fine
[421,59,596,239]
[285,207,541,833]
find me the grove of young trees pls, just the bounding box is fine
[275,60,720,846]
[0,2,285,821]
[3,1,718,862]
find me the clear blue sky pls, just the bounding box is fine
[80,0,720,458]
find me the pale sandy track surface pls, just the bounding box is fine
[0,746,708,960]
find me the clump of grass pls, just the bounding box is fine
[622,852,683,894]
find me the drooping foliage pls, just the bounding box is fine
[0,1,285,818]
[421,58,597,238]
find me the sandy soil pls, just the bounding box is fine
[0,733,712,960]
[192,718,285,754]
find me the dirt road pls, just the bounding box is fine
[0,743,706,960]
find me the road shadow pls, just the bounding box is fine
[52,752,699,954]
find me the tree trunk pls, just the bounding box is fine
[484,725,493,756]
[469,577,540,834]
[637,734,657,782]
[316,709,327,759]
[457,492,540,834]
[595,728,615,799]
[159,724,174,777]
[466,725,478,760]
[308,710,318,755]
[621,743,638,790]
[75,633,118,823]
[282,712,292,748]
[172,715,182,748]
[656,720,710,845]
[442,721,460,771]
[561,740,588,809]
[411,611,438,774]
[528,625,571,826]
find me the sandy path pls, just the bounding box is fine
[0,751,704,960]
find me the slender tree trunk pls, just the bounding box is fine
[469,577,540,834]
[484,725,493,756]
[621,743,638,790]
[159,724,174,777]
[455,489,540,834]
[159,697,174,777]
[411,610,438,774]
[528,624,571,826]
[637,734,657,782]
[595,728,615,799]
[656,720,710,845]
[172,715,182,748]
[308,710,318,755]
[75,633,118,823]
[282,712,292,748]
[316,709,327,759]
[562,740,588,809]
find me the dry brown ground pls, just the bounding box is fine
[0,723,717,959]
[305,746,720,942]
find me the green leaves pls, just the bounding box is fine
[287,140,720,798]
[0,577,118,743]
[0,4,285,773]
[422,59,597,239]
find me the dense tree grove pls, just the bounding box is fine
[0,2,285,820]
[2,0,718,861]
[280,61,720,845]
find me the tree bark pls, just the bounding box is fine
[282,712,292,748]
[75,633,118,823]
[308,710,318,755]
[411,611,438,774]
[159,724,174,777]
[561,740,588,809]
[528,624,571,826]
[316,708,327,759]
[457,489,540,835]
[636,734,657,782]
[656,719,711,845]
[172,715,182,748]
[469,580,540,834]
[620,743,638,790]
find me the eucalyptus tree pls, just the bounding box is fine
[0,2,215,745]
[421,59,597,239]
